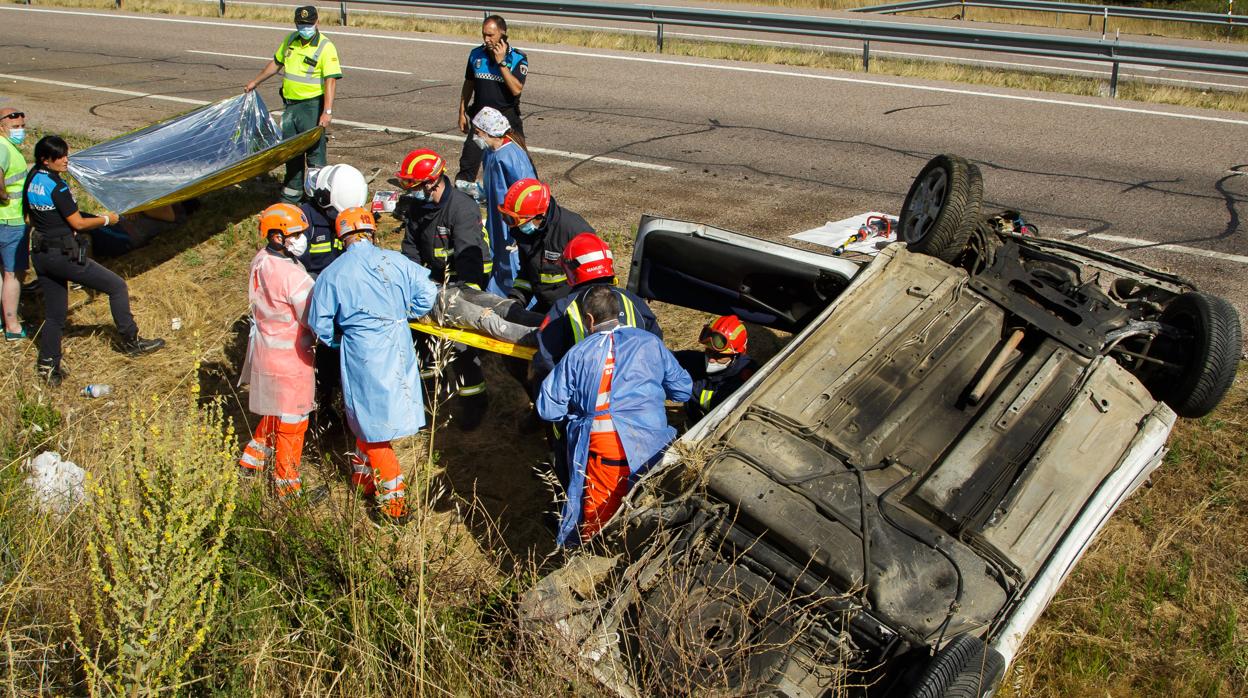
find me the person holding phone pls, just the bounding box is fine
[455,15,529,197]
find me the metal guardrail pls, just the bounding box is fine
[853,0,1248,34]
[41,0,1248,97]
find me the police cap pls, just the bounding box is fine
[294,5,318,25]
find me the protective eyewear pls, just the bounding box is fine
[699,326,732,352]
[1,112,24,120]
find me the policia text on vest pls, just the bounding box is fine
[244,5,343,203]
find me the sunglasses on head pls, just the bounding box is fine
[1,112,24,120]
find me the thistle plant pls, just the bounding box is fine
[70,397,239,695]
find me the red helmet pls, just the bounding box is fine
[498,178,550,224]
[397,148,445,187]
[561,233,614,286]
[334,207,377,239]
[699,315,748,355]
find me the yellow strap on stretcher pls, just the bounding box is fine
[409,321,536,361]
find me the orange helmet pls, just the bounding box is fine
[396,148,445,187]
[334,206,376,239]
[498,178,551,224]
[561,233,614,286]
[258,203,309,240]
[699,315,748,355]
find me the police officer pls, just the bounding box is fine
[675,315,757,424]
[497,178,594,314]
[396,148,494,430]
[298,164,368,278]
[245,5,342,203]
[455,14,528,196]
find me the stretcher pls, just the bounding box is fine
[409,320,536,360]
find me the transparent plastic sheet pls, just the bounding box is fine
[67,92,322,214]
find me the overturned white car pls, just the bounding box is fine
[521,155,1241,697]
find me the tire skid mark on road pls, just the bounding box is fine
[0,72,673,172]
[4,5,1248,126]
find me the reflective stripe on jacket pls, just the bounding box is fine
[0,138,27,223]
[275,32,342,101]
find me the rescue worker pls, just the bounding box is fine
[0,107,29,340]
[498,178,594,313]
[298,163,368,278]
[674,315,757,424]
[532,233,661,381]
[537,285,691,546]
[473,107,535,296]
[396,148,493,430]
[244,5,342,203]
[455,14,528,196]
[307,207,438,523]
[238,204,321,500]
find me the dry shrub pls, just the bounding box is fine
[70,396,238,695]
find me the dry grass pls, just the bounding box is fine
[11,0,1248,113]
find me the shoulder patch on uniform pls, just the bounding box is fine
[518,64,528,77]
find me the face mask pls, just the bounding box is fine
[706,356,730,374]
[472,135,489,150]
[284,234,308,257]
[7,128,25,145]
[297,26,316,40]
[515,220,538,235]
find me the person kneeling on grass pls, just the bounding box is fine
[237,203,326,502]
[536,285,692,546]
[307,207,438,524]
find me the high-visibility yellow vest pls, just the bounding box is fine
[0,137,27,224]
[567,291,640,344]
[275,32,342,101]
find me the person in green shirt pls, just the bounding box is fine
[244,5,343,203]
[0,107,30,340]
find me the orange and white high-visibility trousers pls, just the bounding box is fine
[239,414,309,497]
[349,439,408,519]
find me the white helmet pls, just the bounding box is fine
[305,164,368,213]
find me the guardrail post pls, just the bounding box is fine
[218,0,225,15]
[863,40,871,71]
[339,0,347,25]
[1109,61,1119,98]
[115,0,121,8]
[656,23,664,52]
[1102,8,1108,40]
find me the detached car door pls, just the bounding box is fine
[627,215,861,334]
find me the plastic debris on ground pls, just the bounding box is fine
[24,451,88,514]
[791,211,899,256]
[67,92,323,214]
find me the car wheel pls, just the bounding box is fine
[1147,292,1241,419]
[900,155,984,264]
[906,634,1001,698]
[633,562,790,695]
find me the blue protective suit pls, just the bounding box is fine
[480,140,536,295]
[307,239,438,443]
[536,327,693,546]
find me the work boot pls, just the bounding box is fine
[120,336,166,357]
[377,496,411,525]
[36,360,66,388]
[454,391,489,432]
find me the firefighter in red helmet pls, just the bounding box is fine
[675,314,757,423]
[498,178,596,314]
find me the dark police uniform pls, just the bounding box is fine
[296,202,341,278]
[24,167,139,371]
[513,198,593,314]
[398,176,492,289]
[674,351,758,423]
[457,43,529,183]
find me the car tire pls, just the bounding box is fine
[1153,292,1241,419]
[900,155,984,264]
[906,634,988,698]
[942,645,1005,698]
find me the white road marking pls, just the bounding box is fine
[186,49,413,74]
[1056,228,1248,265]
[4,5,1246,126]
[0,72,674,172]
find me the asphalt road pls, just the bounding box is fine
[1,3,1246,319]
